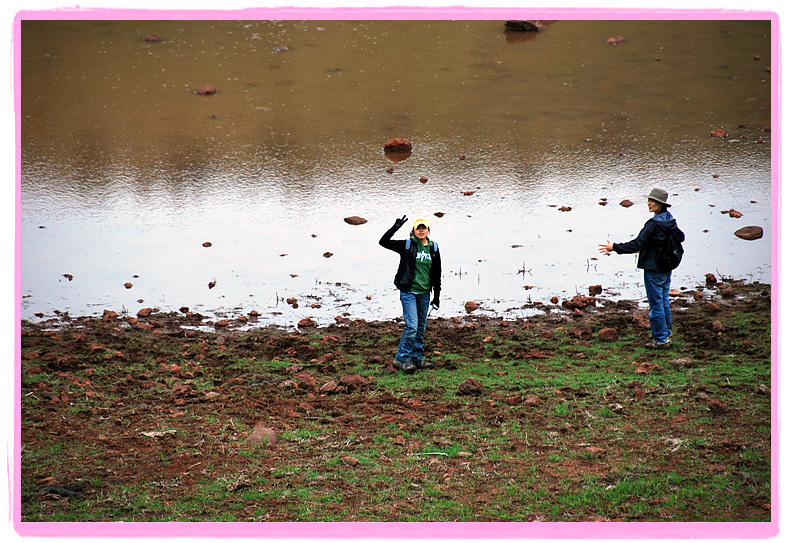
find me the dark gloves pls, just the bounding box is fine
[393,215,408,230]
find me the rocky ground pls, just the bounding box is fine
[17,278,773,524]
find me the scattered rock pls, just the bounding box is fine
[323,252,333,258]
[137,307,153,318]
[605,36,626,44]
[504,20,546,32]
[620,199,634,208]
[734,226,763,240]
[704,302,721,312]
[464,301,480,313]
[319,380,338,394]
[708,399,728,415]
[709,128,728,138]
[589,285,602,295]
[705,273,717,286]
[712,320,726,332]
[458,378,484,396]
[343,216,368,225]
[143,34,162,43]
[558,206,572,212]
[124,282,133,289]
[194,85,218,95]
[598,328,619,342]
[243,422,277,446]
[728,209,743,218]
[339,374,370,391]
[562,296,596,310]
[636,362,660,374]
[669,357,698,369]
[298,318,317,328]
[341,455,360,467]
[203,241,212,247]
[383,138,412,153]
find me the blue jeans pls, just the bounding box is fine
[644,270,672,344]
[396,291,430,364]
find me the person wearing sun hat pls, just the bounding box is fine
[379,215,442,373]
[599,188,685,349]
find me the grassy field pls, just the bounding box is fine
[18,281,772,528]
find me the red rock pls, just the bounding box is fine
[598,328,619,342]
[339,374,370,390]
[420,176,429,183]
[144,34,162,43]
[605,36,626,44]
[298,318,317,327]
[124,282,133,289]
[243,423,277,446]
[558,206,572,212]
[319,380,338,394]
[708,399,728,415]
[203,241,212,247]
[343,216,368,225]
[102,310,118,321]
[458,378,484,395]
[195,85,218,95]
[728,209,743,218]
[709,128,728,138]
[341,455,360,466]
[383,138,412,153]
[323,252,333,258]
[620,199,634,208]
[137,307,153,318]
[589,285,602,295]
[636,362,660,374]
[734,226,763,240]
[464,301,480,313]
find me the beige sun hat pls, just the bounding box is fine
[644,187,671,207]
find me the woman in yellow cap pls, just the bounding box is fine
[379,216,442,373]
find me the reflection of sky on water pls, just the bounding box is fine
[20,19,773,326]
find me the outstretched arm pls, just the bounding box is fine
[379,215,408,252]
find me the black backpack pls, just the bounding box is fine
[652,221,685,272]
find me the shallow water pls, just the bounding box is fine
[20,18,774,326]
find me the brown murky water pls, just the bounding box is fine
[20,18,774,325]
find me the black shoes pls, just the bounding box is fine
[393,359,417,374]
[393,359,434,373]
[417,360,435,370]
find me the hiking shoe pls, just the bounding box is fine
[393,359,417,374]
[644,340,671,350]
[416,359,435,370]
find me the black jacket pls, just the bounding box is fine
[613,211,684,272]
[379,223,442,300]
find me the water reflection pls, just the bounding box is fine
[20,18,773,326]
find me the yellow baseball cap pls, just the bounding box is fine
[412,218,430,230]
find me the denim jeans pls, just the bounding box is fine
[644,270,672,344]
[395,291,431,364]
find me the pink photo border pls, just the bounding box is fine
[11,5,781,540]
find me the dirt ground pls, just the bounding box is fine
[18,280,773,524]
